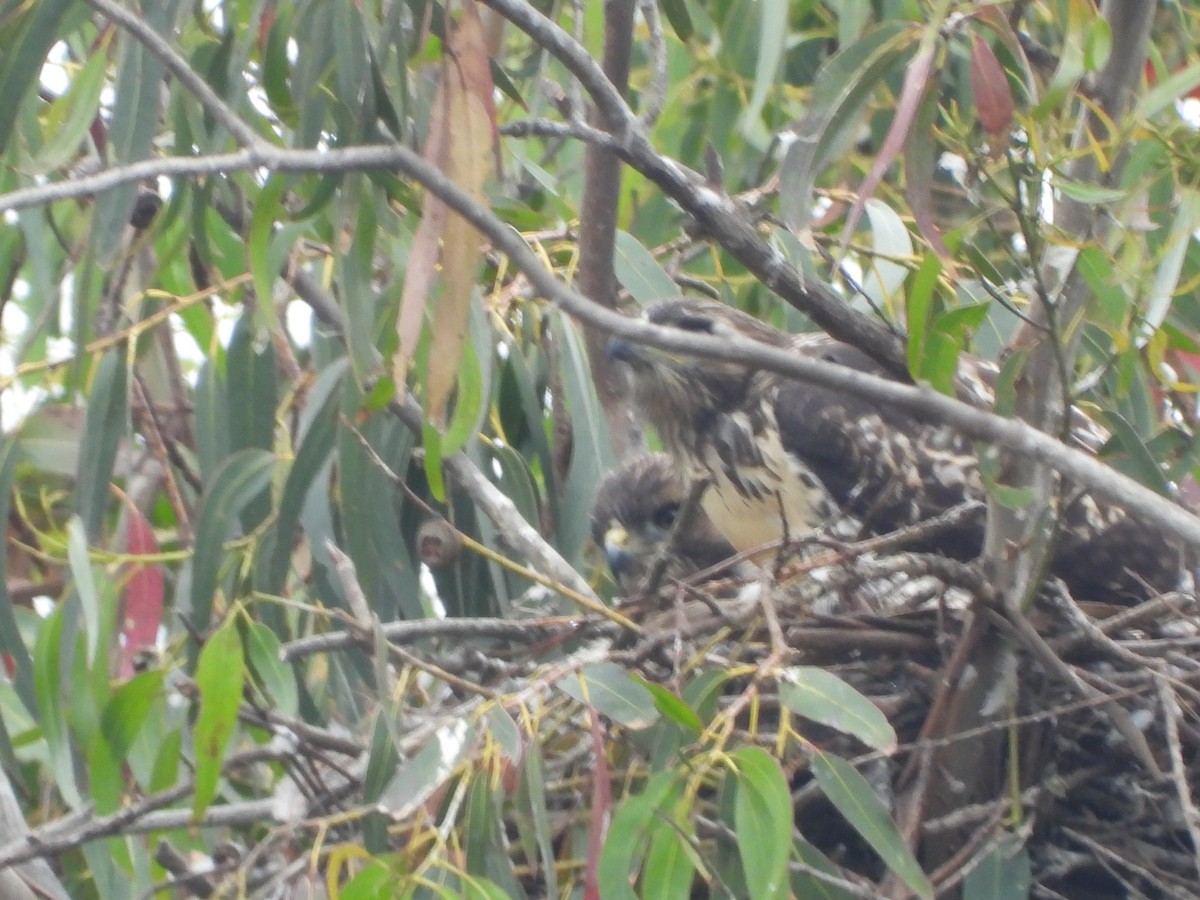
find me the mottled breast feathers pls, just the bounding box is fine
[608,297,1189,602]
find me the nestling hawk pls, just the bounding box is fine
[590,453,736,593]
[608,298,1188,602]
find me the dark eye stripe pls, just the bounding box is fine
[674,315,713,333]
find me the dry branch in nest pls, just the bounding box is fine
[5,538,1200,898]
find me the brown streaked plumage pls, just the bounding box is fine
[590,453,736,593]
[609,298,1188,601]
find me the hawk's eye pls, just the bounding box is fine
[651,501,681,531]
[673,314,714,333]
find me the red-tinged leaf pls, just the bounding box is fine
[838,42,935,260]
[118,496,164,679]
[970,34,1015,138]
[584,705,611,900]
[394,175,447,395]
[426,0,497,426]
[394,0,498,428]
[903,84,950,258]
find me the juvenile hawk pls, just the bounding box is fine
[608,298,1187,601]
[590,453,736,593]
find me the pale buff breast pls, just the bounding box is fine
[696,425,838,555]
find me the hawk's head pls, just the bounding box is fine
[590,453,735,593]
[607,299,790,455]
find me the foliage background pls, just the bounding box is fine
[2,0,1200,897]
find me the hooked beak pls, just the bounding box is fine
[603,525,638,584]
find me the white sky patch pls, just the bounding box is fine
[419,563,447,618]
[40,43,70,95]
[1179,97,1200,130]
[285,300,313,348]
[938,152,968,188]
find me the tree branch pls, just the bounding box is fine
[3,140,1198,549]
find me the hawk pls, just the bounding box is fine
[608,298,1188,602]
[590,453,736,593]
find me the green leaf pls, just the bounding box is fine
[378,721,475,818]
[741,0,788,139]
[635,676,703,732]
[244,621,298,718]
[1053,179,1126,205]
[1137,60,1200,120]
[0,436,34,710]
[779,667,897,752]
[792,839,861,900]
[643,815,697,899]
[31,34,109,174]
[660,0,694,42]
[550,312,615,562]
[193,618,245,819]
[811,750,933,899]
[226,312,278,457]
[861,199,912,312]
[906,252,942,377]
[963,833,1032,900]
[598,770,682,899]
[101,670,163,765]
[247,173,292,337]
[519,744,558,899]
[0,0,77,154]
[732,746,791,900]
[33,606,82,808]
[93,2,170,262]
[340,175,386,387]
[187,448,275,642]
[65,516,100,669]
[780,22,916,229]
[1095,410,1173,496]
[423,419,447,502]
[262,361,345,594]
[440,301,490,456]
[74,350,129,539]
[614,231,678,305]
[555,661,660,730]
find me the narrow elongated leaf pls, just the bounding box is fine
[33,607,82,808]
[556,661,659,729]
[614,231,677,305]
[963,834,1032,900]
[811,750,933,899]
[378,720,475,819]
[226,313,277,456]
[0,436,34,710]
[550,311,615,562]
[597,771,681,898]
[779,667,897,752]
[75,350,128,539]
[193,618,244,819]
[65,516,100,669]
[740,0,788,139]
[31,32,109,174]
[780,23,916,229]
[263,362,345,593]
[187,449,275,640]
[906,252,942,376]
[0,0,76,153]
[643,817,696,899]
[101,670,163,765]
[93,1,172,261]
[244,622,298,718]
[732,746,791,900]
